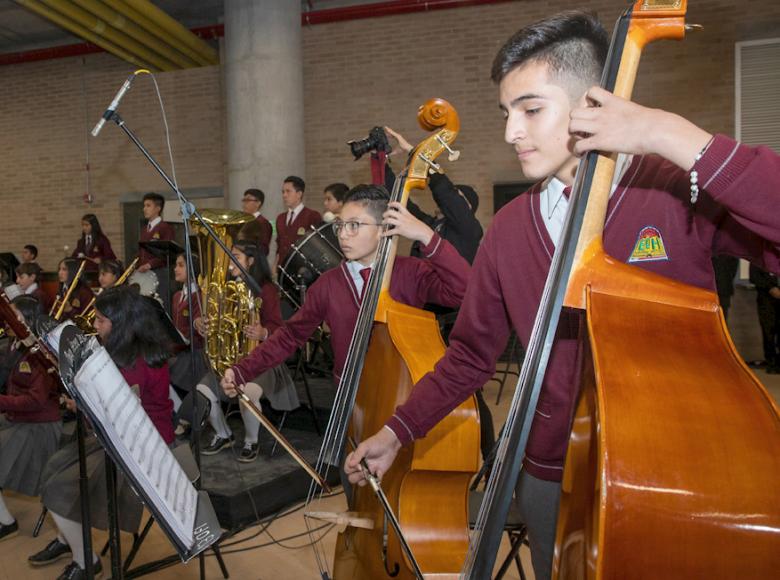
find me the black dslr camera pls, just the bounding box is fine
[347,126,392,160]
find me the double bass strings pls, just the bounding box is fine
[302,168,407,575]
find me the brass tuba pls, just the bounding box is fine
[191,209,263,376]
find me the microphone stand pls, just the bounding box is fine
[105,111,242,580]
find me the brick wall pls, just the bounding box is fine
[0,55,224,269]
[2,0,779,270]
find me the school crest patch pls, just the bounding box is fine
[153,232,160,239]
[297,227,306,236]
[628,226,669,263]
[19,361,32,373]
[182,309,189,317]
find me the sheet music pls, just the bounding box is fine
[74,347,198,547]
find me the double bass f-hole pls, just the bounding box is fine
[381,516,400,577]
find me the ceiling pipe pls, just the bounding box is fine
[13,0,150,69]
[72,0,200,69]
[124,0,218,65]
[3,0,514,67]
[38,0,176,70]
[100,0,214,67]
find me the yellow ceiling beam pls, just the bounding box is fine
[39,0,177,70]
[104,0,219,67]
[72,0,201,69]
[15,0,151,70]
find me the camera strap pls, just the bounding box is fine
[370,150,388,186]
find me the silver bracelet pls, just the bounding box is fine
[690,136,714,204]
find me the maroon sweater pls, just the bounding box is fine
[55,284,94,320]
[275,206,322,265]
[255,214,273,257]
[72,234,116,272]
[120,358,174,445]
[0,350,60,423]
[174,281,282,350]
[172,288,204,350]
[231,233,469,384]
[139,220,175,270]
[387,134,780,481]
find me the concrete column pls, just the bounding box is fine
[224,0,304,234]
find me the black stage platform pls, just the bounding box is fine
[197,373,340,531]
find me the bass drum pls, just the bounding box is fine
[127,270,160,299]
[279,223,343,297]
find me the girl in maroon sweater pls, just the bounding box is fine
[32,286,173,578]
[198,241,298,463]
[53,258,94,321]
[71,213,116,273]
[0,296,61,543]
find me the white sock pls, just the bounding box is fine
[51,511,97,569]
[169,385,183,412]
[239,382,264,445]
[197,383,231,439]
[0,492,15,525]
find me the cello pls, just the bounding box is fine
[555,2,780,577]
[466,1,780,578]
[306,99,480,579]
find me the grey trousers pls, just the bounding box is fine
[515,470,562,580]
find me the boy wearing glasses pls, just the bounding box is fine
[240,188,273,256]
[221,184,470,392]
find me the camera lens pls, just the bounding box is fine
[348,137,374,160]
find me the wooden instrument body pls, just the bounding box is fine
[333,292,480,579]
[555,243,780,579]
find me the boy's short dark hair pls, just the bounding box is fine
[23,244,38,259]
[99,259,124,278]
[343,184,390,223]
[324,183,350,203]
[142,192,165,211]
[491,11,608,99]
[283,176,306,194]
[16,262,42,279]
[244,188,265,205]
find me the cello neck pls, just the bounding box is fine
[566,1,688,309]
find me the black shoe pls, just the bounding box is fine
[28,538,71,566]
[56,558,102,579]
[237,442,259,463]
[201,434,234,456]
[0,520,18,542]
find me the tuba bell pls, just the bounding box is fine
[191,209,263,376]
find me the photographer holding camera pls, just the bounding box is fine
[383,127,483,264]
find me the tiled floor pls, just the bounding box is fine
[1,285,776,579]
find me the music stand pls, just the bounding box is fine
[0,252,20,286]
[138,240,184,314]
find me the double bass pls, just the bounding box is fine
[306,100,480,579]
[467,1,780,578]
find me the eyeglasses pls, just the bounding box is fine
[332,220,382,236]
[241,198,259,204]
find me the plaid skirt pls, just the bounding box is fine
[40,437,144,533]
[202,365,300,412]
[0,417,62,496]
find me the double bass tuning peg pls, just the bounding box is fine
[436,134,461,162]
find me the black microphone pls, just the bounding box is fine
[91,73,136,137]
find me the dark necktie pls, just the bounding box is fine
[562,186,572,199]
[359,267,371,301]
